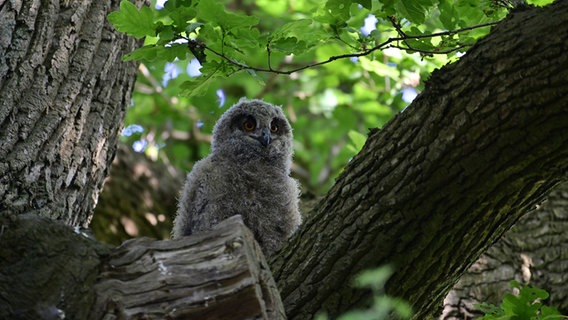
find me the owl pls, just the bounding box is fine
[172,98,302,255]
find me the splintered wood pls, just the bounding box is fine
[92,215,286,320]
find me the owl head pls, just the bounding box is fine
[210,98,294,168]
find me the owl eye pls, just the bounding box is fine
[270,122,279,133]
[243,118,256,132]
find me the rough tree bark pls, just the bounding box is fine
[0,213,285,319]
[1,1,567,320]
[441,182,568,319]
[0,0,142,225]
[270,2,568,319]
[91,215,285,320]
[0,213,110,319]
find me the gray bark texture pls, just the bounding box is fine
[270,2,568,319]
[0,213,284,319]
[0,213,110,319]
[0,0,141,225]
[441,182,568,319]
[91,215,285,320]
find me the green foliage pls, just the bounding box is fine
[316,265,412,320]
[475,281,567,320]
[107,0,516,195]
[347,130,368,154]
[527,0,554,5]
[108,0,507,96]
[108,0,156,38]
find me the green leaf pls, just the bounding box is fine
[438,0,457,30]
[404,31,436,52]
[269,19,331,54]
[337,309,376,320]
[475,282,567,319]
[229,27,261,49]
[526,0,554,5]
[378,0,397,16]
[156,24,176,44]
[164,43,190,61]
[180,61,224,96]
[347,130,367,154]
[475,302,504,317]
[359,57,400,78]
[107,0,155,38]
[123,45,162,62]
[186,22,204,34]
[500,282,549,318]
[315,0,353,23]
[271,19,312,41]
[161,0,196,33]
[197,0,259,31]
[395,0,435,24]
[180,77,213,96]
[357,0,372,10]
[198,24,222,49]
[124,43,188,62]
[353,265,392,290]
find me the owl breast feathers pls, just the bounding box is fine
[172,98,302,255]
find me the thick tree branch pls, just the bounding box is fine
[0,214,285,320]
[271,2,568,319]
[92,215,284,320]
[0,214,109,319]
[442,182,568,319]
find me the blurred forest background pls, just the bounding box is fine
[91,0,552,245]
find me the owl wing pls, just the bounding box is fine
[172,158,211,238]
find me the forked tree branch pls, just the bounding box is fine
[200,21,499,75]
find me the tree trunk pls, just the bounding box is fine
[0,0,141,226]
[441,181,568,319]
[270,2,568,319]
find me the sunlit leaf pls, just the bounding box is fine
[180,61,225,96]
[186,22,204,34]
[161,0,196,32]
[438,0,458,30]
[197,0,259,31]
[347,130,367,154]
[124,43,188,62]
[395,0,435,24]
[354,265,393,290]
[108,0,155,38]
[359,57,400,78]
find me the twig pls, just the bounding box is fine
[388,15,412,50]
[201,21,499,75]
[388,43,470,56]
[266,42,273,71]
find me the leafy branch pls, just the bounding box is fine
[107,0,505,96]
[475,281,567,320]
[199,21,499,75]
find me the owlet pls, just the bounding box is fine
[172,98,302,255]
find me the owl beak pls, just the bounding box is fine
[258,127,271,147]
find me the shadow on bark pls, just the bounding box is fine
[442,182,568,319]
